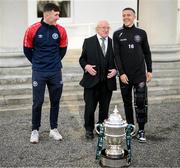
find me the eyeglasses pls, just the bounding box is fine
[98,26,110,30]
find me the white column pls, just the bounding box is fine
[0,0,28,49]
[0,4,2,46]
[0,0,29,67]
[139,0,180,61]
[177,0,180,43]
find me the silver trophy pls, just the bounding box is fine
[95,105,135,167]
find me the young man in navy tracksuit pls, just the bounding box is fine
[23,3,68,143]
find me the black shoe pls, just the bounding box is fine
[85,130,94,139]
[137,130,146,143]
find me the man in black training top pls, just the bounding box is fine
[113,8,152,142]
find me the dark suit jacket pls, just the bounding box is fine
[79,35,117,91]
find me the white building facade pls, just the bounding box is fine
[0,0,137,49]
[0,0,180,62]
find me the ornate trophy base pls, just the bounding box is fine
[100,149,130,168]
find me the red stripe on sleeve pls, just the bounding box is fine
[23,22,42,48]
[56,24,68,48]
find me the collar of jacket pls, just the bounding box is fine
[123,24,135,30]
[41,18,55,28]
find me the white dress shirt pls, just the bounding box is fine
[96,34,108,54]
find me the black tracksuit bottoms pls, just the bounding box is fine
[120,80,148,130]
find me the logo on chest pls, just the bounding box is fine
[38,34,43,38]
[52,33,59,40]
[119,38,127,42]
[134,35,141,42]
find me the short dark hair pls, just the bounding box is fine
[43,3,60,12]
[123,7,135,14]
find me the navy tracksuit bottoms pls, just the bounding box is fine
[32,70,63,130]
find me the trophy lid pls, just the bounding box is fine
[104,105,127,127]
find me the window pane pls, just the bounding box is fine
[37,0,71,18]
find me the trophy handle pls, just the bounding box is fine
[130,124,136,136]
[126,124,135,165]
[95,124,100,135]
[123,124,136,139]
[95,123,105,135]
[95,123,104,160]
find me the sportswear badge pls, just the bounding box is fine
[134,35,141,42]
[119,32,123,38]
[33,81,38,87]
[38,34,43,38]
[120,38,127,42]
[52,33,59,40]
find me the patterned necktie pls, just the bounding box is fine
[101,38,106,56]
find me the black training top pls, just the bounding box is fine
[113,24,152,83]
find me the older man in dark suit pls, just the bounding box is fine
[79,20,117,139]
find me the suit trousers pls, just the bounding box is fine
[84,81,112,131]
[32,70,63,130]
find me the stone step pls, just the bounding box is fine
[1,85,180,107]
[66,68,180,78]
[0,94,180,114]
[0,80,179,96]
[0,91,113,107]
[148,86,180,96]
[0,66,83,75]
[0,74,179,87]
[0,75,32,85]
[62,49,81,63]
[64,49,81,58]
[0,49,81,68]
[0,74,83,85]
[0,82,81,95]
[1,48,180,69]
[152,61,180,70]
[64,51,180,69]
[153,69,180,77]
[0,65,179,76]
[0,67,32,75]
[149,77,180,87]
[0,101,123,114]
[0,53,30,67]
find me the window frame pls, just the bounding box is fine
[27,0,73,25]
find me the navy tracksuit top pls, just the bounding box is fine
[23,20,68,72]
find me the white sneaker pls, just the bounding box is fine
[49,128,62,141]
[30,130,39,144]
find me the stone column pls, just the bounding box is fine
[139,0,180,61]
[0,0,28,48]
[0,0,29,67]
